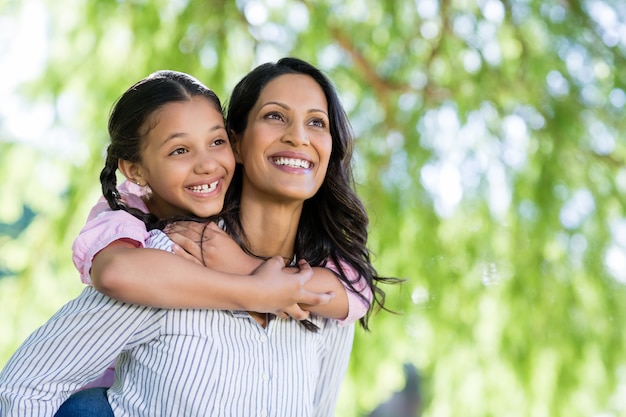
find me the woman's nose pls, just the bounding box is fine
[282,122,310,146]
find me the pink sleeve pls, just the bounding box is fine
[325,259,373,327]
[77,362,116,391]
[72,181,150,285]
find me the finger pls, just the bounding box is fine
[297,259,311,272]
[167,227,198,243]
[167,223,189,235]
[170,221,205,240]
[169,233,202,259]
[172,244,203,265]
[281,304,310,321]
[167,231,193,247]
[206,222,224,233]
[298,290,335,307]
[268,255,286,267]
[250,256,285,274]
[200,222,227,240]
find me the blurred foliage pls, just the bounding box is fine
[1,0,626,416]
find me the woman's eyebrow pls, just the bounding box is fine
[260,101,328,116]
[260,101,288,110]
[309,108,329,117]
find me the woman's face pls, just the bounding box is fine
[235,73,332,203]
[121,96,235,219]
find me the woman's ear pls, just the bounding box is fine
[118,159,147,187]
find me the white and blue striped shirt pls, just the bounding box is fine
[0,231,355,417]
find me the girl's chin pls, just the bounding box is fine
[189,207,223,218]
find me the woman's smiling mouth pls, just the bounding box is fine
[271,157,312,169]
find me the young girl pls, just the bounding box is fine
[0,60,387,416]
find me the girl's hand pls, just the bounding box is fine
[167,221,260,274]
[167,222,335,319]
[251,257,335,319]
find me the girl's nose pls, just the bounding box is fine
[194,151,218,174]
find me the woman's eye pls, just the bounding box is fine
[265,111,284,121]
[310,118,327,128]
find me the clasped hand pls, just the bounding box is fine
[165,221,334,320]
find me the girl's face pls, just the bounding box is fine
[121,96,235,219]
[235,73,332,203]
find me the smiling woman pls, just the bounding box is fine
[234,73,333,206]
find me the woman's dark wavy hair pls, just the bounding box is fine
[100,70,224,230]
[223,57,396,330]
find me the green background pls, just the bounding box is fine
[1,0,626,416]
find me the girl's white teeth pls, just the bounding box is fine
[189,181,218,193]
[273,157,311,169]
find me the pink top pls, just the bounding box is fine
[72,181,150,285]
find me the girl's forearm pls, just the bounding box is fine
[90,242,333,314]
[91,243,260,310]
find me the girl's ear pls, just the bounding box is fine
[118,159,147,187]
[230,130,243,164]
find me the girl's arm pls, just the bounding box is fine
[90,239,329,318]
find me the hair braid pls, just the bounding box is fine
[100,149,125,211]
[99,148,160,228]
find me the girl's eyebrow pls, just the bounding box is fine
[161,124,226,144]
[260,101,329,117]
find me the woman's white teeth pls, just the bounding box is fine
[273,157,311,169]
[189,181,218,193]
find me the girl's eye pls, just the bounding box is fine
[170,147,188,156]
[211,138,228,147]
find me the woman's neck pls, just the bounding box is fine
[239,196,303,261]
